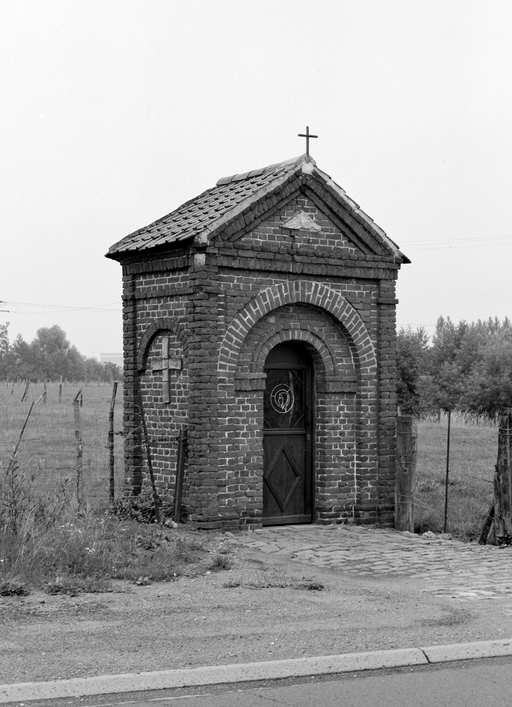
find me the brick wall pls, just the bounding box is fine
[119,193,400,529]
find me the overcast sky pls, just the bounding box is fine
[1,0,511,358]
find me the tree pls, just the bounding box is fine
[461,333,512,419]
[11,335,37,380]
[103,361,123,382]
[67,345,86,381]
[32,325,71,380]
[429,317,476,412]
[422,317,512,419]
[0,323,11,379]
[0,324,121,382]
[396,326,429,415]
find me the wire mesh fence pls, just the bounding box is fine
[0,381,500,536]
[412,416,496,537]
[0,381,124,510]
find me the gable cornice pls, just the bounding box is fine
[201,167,400,260]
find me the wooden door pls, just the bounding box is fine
[263,343,313,525]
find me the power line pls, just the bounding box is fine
[1,300,122,313]
[401,235,512,251]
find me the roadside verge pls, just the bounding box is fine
[2,639,512,704]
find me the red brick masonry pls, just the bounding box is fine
[106,154,408,529]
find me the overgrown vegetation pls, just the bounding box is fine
[0,460,232,595]
[0,382,235,596]
[111,486,177,524]
[0,504,231,594]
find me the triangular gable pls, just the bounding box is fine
[240,194,362,257]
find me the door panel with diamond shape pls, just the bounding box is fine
[263,343,313,526]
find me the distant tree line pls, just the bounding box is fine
[397,317,512,419]
[0,323,122,383]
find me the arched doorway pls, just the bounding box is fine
[263,342,314,525]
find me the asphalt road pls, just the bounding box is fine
[17,658,512,707]
[99,659,512,707]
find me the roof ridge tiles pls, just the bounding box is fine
[216,153,313,186]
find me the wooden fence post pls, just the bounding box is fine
[493,408,512,543]
[21,379,29,402]
[443,407,452,533]
[173,429,188,523]
[395,415,417,532]
[73,390,83,510]
[138,398,161,523]
[108,382,118,504]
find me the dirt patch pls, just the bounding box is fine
[0,544,509,686]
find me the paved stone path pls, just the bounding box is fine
[231,525,512,606]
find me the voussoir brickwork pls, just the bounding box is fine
[218,280,376,377]
[107,154,408,529]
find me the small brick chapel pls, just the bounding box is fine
[107,152,409,529]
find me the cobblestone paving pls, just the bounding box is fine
[232,525,512,605]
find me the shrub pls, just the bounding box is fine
[208,550,234,571]
[0,577,29,596]
[110,487,176,524]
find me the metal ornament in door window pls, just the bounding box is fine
[264,370,305,429]
[270,383,294,414]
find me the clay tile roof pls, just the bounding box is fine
[106,154,407,262]
[107,156,307,258]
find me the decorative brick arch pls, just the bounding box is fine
[249,327,337,379]
[137,318,189,372]
[219,280,375,374]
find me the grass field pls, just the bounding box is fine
[414,415,496,539]
[0,380,125,508]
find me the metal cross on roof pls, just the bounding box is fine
[298,126,318,156]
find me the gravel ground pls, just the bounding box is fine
[2,540,512,687]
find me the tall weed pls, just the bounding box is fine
[0,466,221,591]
